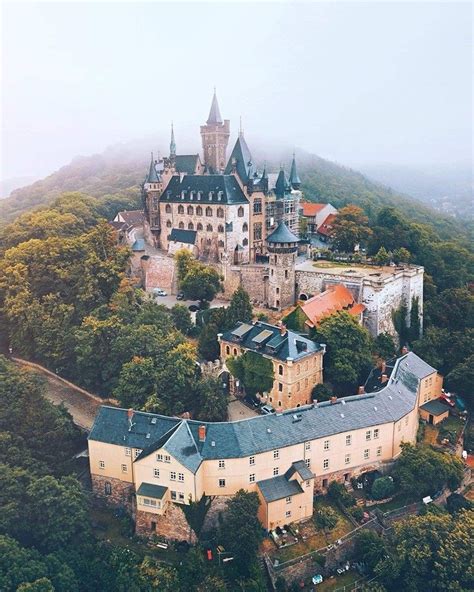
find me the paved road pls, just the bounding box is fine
[228,398,259,421]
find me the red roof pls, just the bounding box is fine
[301,202,327,217]
[300,284,365,327]
[317,213,337,237]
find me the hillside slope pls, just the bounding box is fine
[1,140,470,243]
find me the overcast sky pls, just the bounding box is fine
[1,1,472,180]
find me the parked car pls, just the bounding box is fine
[245,396,260,409]
[188,304,199,312]
[176,291,185,300]
[312,574,323,585]
[152,288,167,297]
[260,404,275,415]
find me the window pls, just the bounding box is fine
[249,456,255,466]
[254,199,262,214]
[285,270,289,279]
[305,441,311,451]
[243,238,248,246]
[364,449,370,460]
[178,221,184,229]
[156,453,163,462]
[143,497,157,507]
[286,510,292,518]
[209,191,214,200]
[188,222,194,230]
[216,224,223,233]
[218,460,225,469]
[219,479,226,488]
[366,430,371,441]
[217,207,224,218]
[242,222,248,232]
[178,473,184,482]
[225,345,230,355]
[278,364,283,376]
[273,450,279,459]
[286,496,292,504]
[206,224,213,232]
[166,220,172,228]
[105,482,112,495]
[238,206,244,217]
[178,492,185,502]
[134,449,142,458]
[196,206,202,216]
[233,348,238,356]
[99,460,105,469]
[206,207,212,217]
[249,473,255,483]
[125,448,131,456]
[278,383,283,392]
[273,467,279,476]
[154,468,160,478]
[187,205,194,215]
[323,440,330,450]
[170,472,176,480]
[345,454,351,465]
[121,464,127,473]
[197,222,203,231]
[376,446,382,457]
[171,491,177,500]
[165,204,171,213]
[305,458,311,468]
[323,458,329,470]
[178,205,184,214]
[346,435,352,446]
[151,521,156,532]
[164,455,171,463]
[253,223,262,240]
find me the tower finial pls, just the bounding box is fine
[207,89,223,125]
[239,116,243,137]
[170,122,176,158]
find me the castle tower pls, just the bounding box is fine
[200,90,230,173]
[143,152,163,247]
[170,123,176,160]
[289,152,301,190]
[266,221,299,310]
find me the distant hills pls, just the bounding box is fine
[1,138,471,243]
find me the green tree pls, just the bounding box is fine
[373,333,396,359]
[198,323,220,361]
[196,575,228,592]
[181,263,222,304]
[392,247,411,264]
[17,578,55,592]
[314,312,373,394]
[170,304,193,335]
[373,246,390,266]
[446,493,472,515]
[330,205,372,252]
[227,351,274,397]
[311,383,333,402]
[353,530,387,575]
[221,490,262,579]
[195,375,228,422]
[174,249,195,285]
[371,477,395,500]
[138,557,180,591]
[113,356,156,409]
[227,286,253,326]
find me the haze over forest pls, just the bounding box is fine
[2,1,472,202]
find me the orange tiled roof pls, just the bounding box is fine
[301,202,327,217]
[301,284,365,327]
[317,213,337,236]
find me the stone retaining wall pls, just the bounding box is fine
[136,504,197,544]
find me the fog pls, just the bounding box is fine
[1,1,472,181]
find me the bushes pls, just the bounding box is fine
[371,477,395,500]
[327,481,356,507]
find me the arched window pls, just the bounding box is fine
[226,345,230,355]
[238,206,244,217]
[179,221,184,229]
[218,224,224,233]
[218,240,224,247]
[188,222,194,230]
[166,220,172,228]
[206,238,212,245]
[233,348,238,356]
[104,482,112,495]
[197,223,203,231]
[206,207,212,217]
[243,238,248,246]
[217,207,224,218]
[196,206,202,216]
[165,204,171,213]
[278,364,283,375]
[207,224,213,232]
[187,205,194,215]
[178,205,184,214]
[242,222,248,232]
[285,270,289,279]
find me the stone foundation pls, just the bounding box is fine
[136,503,197,544]
[313,462,384,492]
[91,474,134,510]
[201,495,233,533]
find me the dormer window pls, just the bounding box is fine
[190,191,195,200]
[209,191,214,200]
[197,191,202,200]
[217,191,224,201]
[181,190,187,199]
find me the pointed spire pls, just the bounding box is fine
[261,161,268,180]
[146,152,160,184]
[275,167,290,198]
[239,116,244,137]
[289,151,301,189]
[207,89,223,125]
[170,122,176,157]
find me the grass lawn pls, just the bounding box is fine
[372,493,415,513]
[316,571,363,591]
[441,416,464,435]
[271,499,353,564]
[90,506,181,564]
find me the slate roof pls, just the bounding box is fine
[207,91,223,124]
[285,460,313,481]
[266,222,299,244]
[132,239,145,251]
[137,482,168,499]
[146,154,160,183]
[224,135,253,184]
[109,221,128,232]
[169,229,197,245]
[175,155,200,174]
[257,475,303,503]
[275,169,291,197]
[289,155,301,187]
[221,320,321,362]
[162,175,248,205]
[420,399,450,416]
[117,210,145,227]
[89,353,435,467]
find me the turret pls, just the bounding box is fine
[266,222,299,310]
[200,89,230,173]
[289,152,301,189]
[275,167,291,198]
[169,123,176,159]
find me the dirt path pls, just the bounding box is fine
[13,359,110,431]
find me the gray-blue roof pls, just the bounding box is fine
[137,482,168,499]
[257,475,303,503]
[162,175,248,205]
[221,321,320,362]
[286,460,313,481]
[169,228,197,245]
[266,221,299,244]
[89,353,435,467]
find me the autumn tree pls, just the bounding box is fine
[330,205,372,252]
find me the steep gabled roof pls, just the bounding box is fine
[146,153,160,183]
[162,175,248,205]
[301,284,365,327]
[207,90,223,125]
[301,202,327,217]
[224,135,253,184]
[317,213,337,237]
[274,169,290,198]
[175,155,200,174]
[289,154,301,187]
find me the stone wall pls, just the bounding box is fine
[135,503,197,544]
[91,474,134,510]
[142,253,177,292]
[222,264,268,303]
[201,495,233,533]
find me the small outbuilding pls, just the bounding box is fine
[419,399,450,425]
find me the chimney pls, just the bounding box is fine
[280,322,287,336]
[330,396,338,404]
[127,408,134,431]
[381,374,388,384]
[401,345,409,355]
[358,386,365,395]
[198,425,206,442]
